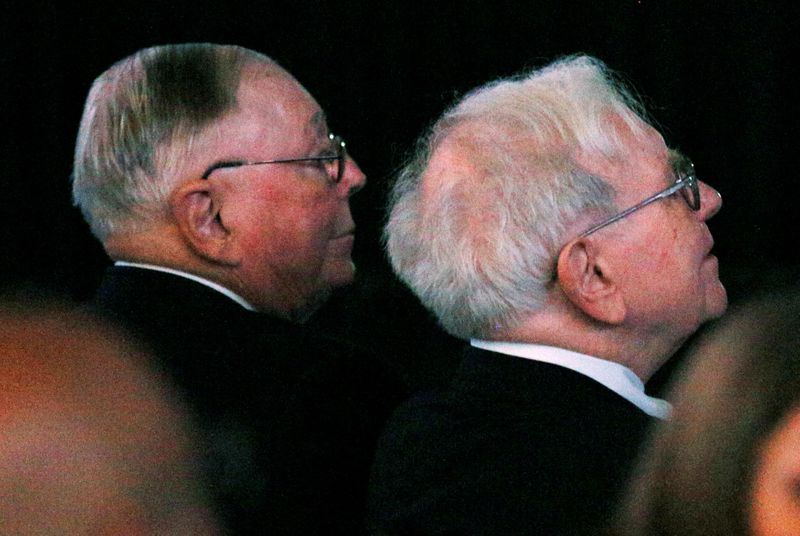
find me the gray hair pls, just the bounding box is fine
[72,43,278,241]
[386,55,656,339]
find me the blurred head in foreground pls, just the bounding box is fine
[0,300,218,535]
[614,289,800,536]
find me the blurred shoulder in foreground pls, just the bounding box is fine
[614,287,800,536]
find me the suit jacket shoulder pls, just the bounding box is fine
[368,346,655,536]
[90,266,406,535]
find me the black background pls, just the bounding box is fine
[1,1,796,390]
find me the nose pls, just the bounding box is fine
[339,156,366,197]
[698,181,722,221]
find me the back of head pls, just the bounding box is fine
[614,289,800,536]
[72,43,278,242]
[0,300,219,534]
[386,55,653,339]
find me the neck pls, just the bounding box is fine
[105,227,243,303]
[106,230,325,322]
[493,308,676,383]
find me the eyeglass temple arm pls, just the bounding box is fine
[202,154,346,180]
[578,182,686,238]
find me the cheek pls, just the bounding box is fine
[250,188,339,243]
[651,222,684,265]
[616,232,702,317]
[620,237,680,287]
[646,222,703,284]
[266,211,336,264]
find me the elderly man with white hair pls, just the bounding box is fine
[368,55,726,535]
[72,43,404,535]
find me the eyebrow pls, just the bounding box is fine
[668,148,689,167]
[666,148,691,182]
[307,110,330,140]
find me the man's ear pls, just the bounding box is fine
[169,180,239,266]
[556,238,626,324]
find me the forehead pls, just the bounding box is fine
[245,65,324,124]
[238,63,315,109]
[576,118,671,199]
[200,65,327,154]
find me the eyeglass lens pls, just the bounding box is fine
[672,155,700,211]
[328,135,346,183]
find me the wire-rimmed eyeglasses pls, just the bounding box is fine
[578,152,701,238]
[201,133,347,183]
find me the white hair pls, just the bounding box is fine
[386,55,656,339]
[72,43,278,241]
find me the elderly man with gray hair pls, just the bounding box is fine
[72,43,404,534]
[367,55,726,535]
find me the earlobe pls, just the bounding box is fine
[170,180,239,266]
[556,238,626,324]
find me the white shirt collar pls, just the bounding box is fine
[114,261,256,311]
[470,339,671,420]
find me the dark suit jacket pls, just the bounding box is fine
[89,266,405,535]
[367,346,657,536]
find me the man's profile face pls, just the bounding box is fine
[199,64,366,314]
[578,121,727,339]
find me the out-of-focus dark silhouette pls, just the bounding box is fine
[0,298,219,535]
[614,288,800,536]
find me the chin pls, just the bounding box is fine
[324,259,357,289]
[705,281,729,320]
